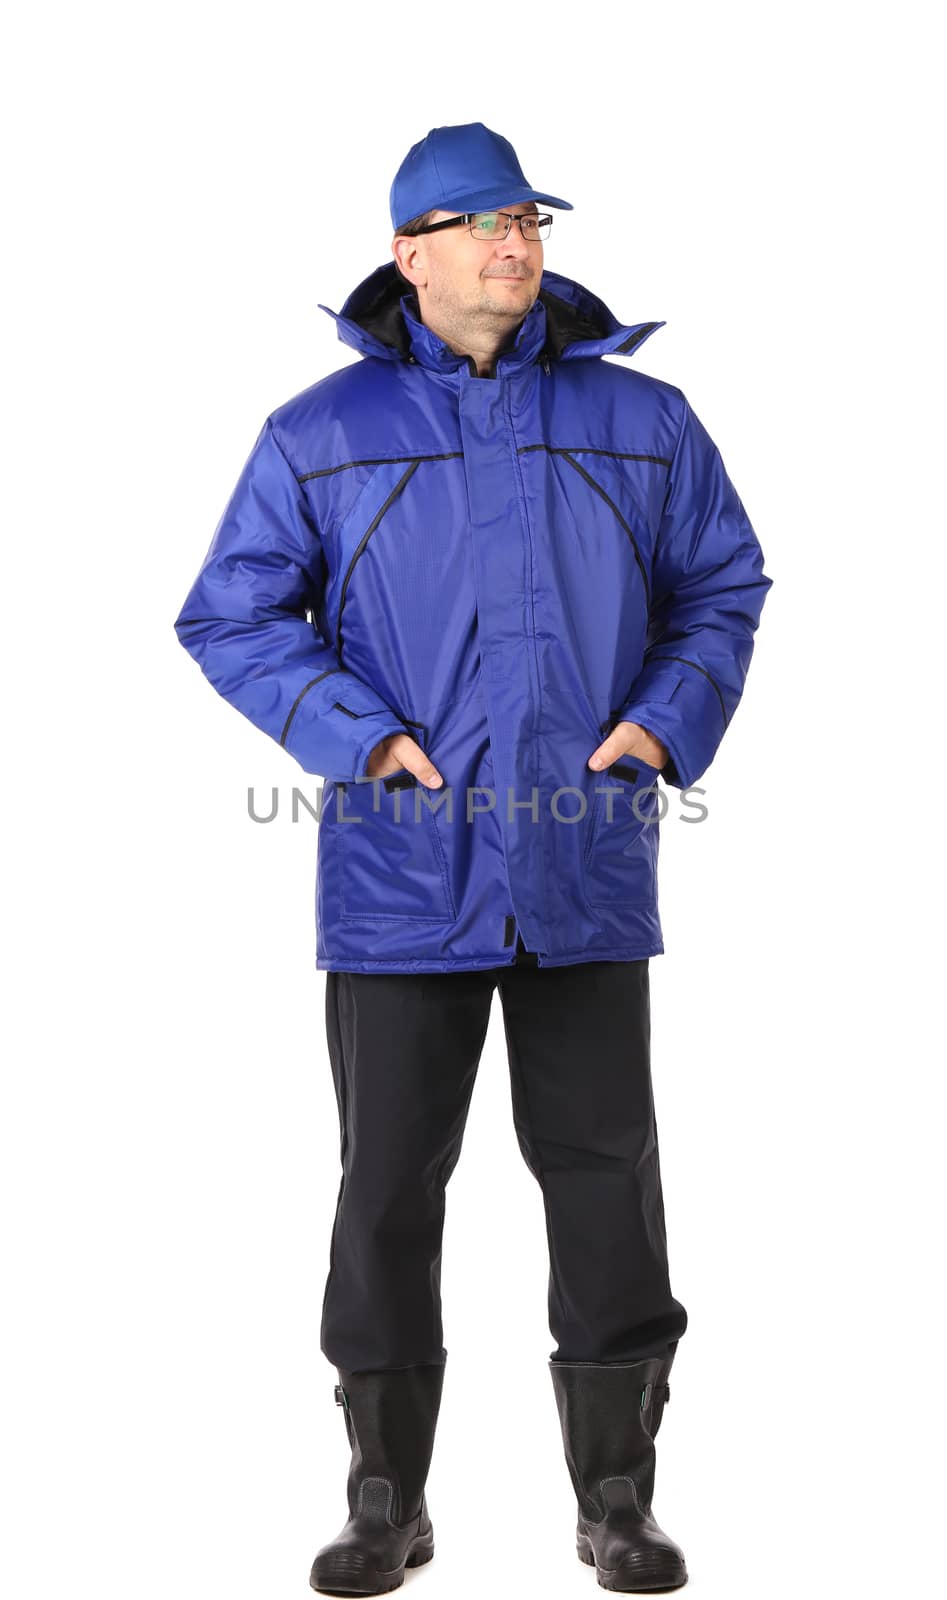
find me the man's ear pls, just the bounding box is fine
[392,235,429,292]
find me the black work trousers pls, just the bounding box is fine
[319,936,688,1372]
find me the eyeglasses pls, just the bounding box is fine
[411,210,553,242]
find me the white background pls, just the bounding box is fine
[3,3,943,1596]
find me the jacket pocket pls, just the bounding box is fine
[583,757,662,908]
[336,770,456,922]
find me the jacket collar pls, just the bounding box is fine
[401,286,548,376]
[317,262,665,373]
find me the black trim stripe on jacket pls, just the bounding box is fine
[556,451,652,607]
[646,653,729,727]
[297,452,464,483]
[279,666,342,748]
[517,444,672,468]
[298,447,671,482]
[335,460,420,659]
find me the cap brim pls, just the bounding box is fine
[457,185,573,212]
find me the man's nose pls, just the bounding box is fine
[495,224,531,261]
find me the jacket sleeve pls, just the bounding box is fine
[615,392,773,789]
[173,416,409,781]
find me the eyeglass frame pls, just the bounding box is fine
[408,210,553,241]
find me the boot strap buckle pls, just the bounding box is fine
[334,1383,348,1408]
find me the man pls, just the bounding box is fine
[174,121,771,1595]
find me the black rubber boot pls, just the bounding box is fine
[310,1362,445,1596]
[548,1355,688,1592]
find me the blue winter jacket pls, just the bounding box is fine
[174,261,772,972]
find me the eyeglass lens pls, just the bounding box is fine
[469,212,552,241]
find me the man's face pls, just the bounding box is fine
[397,201,543,334]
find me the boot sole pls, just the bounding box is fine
[310,1536,434,1595]
[578,1534,688,1592]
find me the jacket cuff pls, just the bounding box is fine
[281,671,409,782]
[617,662,726,790]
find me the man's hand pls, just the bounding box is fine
[588,720,669,774]
[364,732,444,787]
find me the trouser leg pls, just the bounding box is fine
[497,957,688,1362]
[319,968,495,1371]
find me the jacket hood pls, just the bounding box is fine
[317,261,664,372]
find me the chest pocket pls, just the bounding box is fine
[583,757,662,908]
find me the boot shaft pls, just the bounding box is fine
[548,1353,675,1520]
[334,1362,446,1526]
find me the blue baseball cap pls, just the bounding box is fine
[390,121,573,233]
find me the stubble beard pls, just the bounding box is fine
[424,270,535,350]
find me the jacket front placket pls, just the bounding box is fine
[454,306,550,952]
[402,295,552,950]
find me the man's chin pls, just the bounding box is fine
[482,281,535,315]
